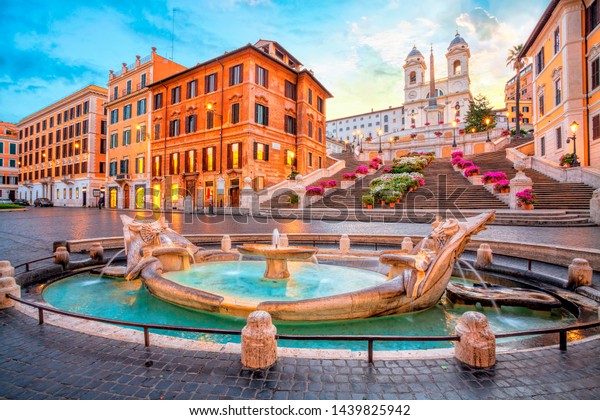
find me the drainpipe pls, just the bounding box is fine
[159,82,168,211]
[582,0,591,166]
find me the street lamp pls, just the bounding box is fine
[485,117,491,142]
[506,111,510,131]
[452,120,457,148]
[566,121,581,167]
[377,128,383,154]
[344,139,348,152]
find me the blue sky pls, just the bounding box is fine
[0,0,549,123]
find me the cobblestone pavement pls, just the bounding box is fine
[1,309,599,400]
[2,207,600,265]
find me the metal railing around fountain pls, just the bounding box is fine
[7,294,600,364]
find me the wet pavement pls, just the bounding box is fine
[1,309,599,400]
[1,207,600,266]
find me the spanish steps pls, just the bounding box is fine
[262,143,595,226]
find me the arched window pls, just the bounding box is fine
[409,71,416,84]
[453,60,462,75]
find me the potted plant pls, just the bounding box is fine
[327,180,337,188]
[361,194,374,209]
[305,186,324,196]
[424,122,430,127]
[369,160,380,172]
[410,133,417,139]
[342,172,357,180]
[385,195,396,208]
[451,150,464,159]
[493,180,510,194]
[355,165,369,177]
[365,136,373,142]
[434,131,442,137]
[382,166,393,173]
[287,193,299,208]
[319,180,329,188]
[482,171,507,184]
[516,188,536,210]
[463,166,480,177]
[559,153,575,168]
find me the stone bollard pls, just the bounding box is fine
[278,234,289,248]
[221,235,232,252]
[54,246,70,269]
[0,261,15,278]
[567,258,593,289]
[339,234,350,253]
[241,311,277,369]
[89,242,104,263]
[0,277,20,309]
[401,237,413,252]
[475,244,493,269]
[454,311,496,368]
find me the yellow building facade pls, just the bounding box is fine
[521,0,600,168]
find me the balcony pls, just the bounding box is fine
[23,181,33,188]
[41,177,54,184]
[114,174,131,182]
[62,175,74,184]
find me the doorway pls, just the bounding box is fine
[123,184,130,209]
[229,178,240,207]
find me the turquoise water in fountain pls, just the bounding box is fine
[162,262,387,305]
[42,270,577,351]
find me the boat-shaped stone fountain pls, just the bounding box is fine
[121,211,497,321]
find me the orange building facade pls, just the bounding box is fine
[505,63,533,127]
[105,48,185,209]
[17,85,108,206]
[0,122,19,200]
[146,40,331,210]
[520,0,600,168]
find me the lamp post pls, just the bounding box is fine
[566,121,581,167]
[485,117,491,142]
[344,139,348,152]
[377,128,383,154]
[506,111,510,131]
[452,120,457,148]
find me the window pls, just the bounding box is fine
[126,80,132,95]
[75,123,80,136]
[229,64,243,86]
[453,60,461,75]
[100,161,107,174]
[586,1,600,35]
[70,108,74,119]
[284,115,296,134]
[122,129,131,146]
[42,120,47,130]
[119,159,129,174]
[76,105,81,117]
[409,71,416,84]
[511,106,517,112]
[535,48,545,75]
[110,133,118,148]
[593,114,600,139]
[308,152,313,167]
[285,80,297,100]
[152,156,162,176]
[171,86,181,104]
[227,143,242,169]
[318,127,323,143]
[308,88,313,105]
[109,161,117,176]
[82,120,88,134]
[185,114,197,133]
[318,156,322,169]
[49,116,54,128]
[384,124,389,133]
[554,78,562,106]
[169,152,180,175]
[523,106,530,112]
[592,58,600,90]
[253,142,269,161]
[317,97,324,113]
[231,103,240,124]
[540,136,546,156]
[539,94,545,116]
[186,79,198,99]
[9,144,16,154]
[140,73,147,88]
[256,65,268,88]
[556,127,562,149]
[202,147,216,171]
[113,86,118,100]
[308,120,313,138]
[136,125,146,142]
[205,73,217,93]
[137,99,147,115]
[154,123,161,140]
[285,150,295,166]
[553,27,560,55]
[184,150,197,172]
[153,93,163,110]
[255,104,269,126]
[110,109,119,124]
[169,119,180,137]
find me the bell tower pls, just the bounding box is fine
[403,46,426,104]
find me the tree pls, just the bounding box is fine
[464,94,496,133]
[506,44,526,138]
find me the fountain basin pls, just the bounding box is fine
[237,244,318,279]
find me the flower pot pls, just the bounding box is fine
[522,203,534,210]
[389,202,395,208]
[501,188,509,194]
[395,198,401,203]
[381,200,386,206]
[290,203,298,209]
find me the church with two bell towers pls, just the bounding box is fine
[402,33,473,130]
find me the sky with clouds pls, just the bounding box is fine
[0,0,549,123]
